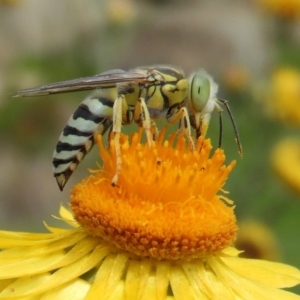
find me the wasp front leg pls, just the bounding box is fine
[167,105,195,150]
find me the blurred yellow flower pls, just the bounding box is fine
[0,0,21,6]
[105,0,137,25]
[235,220,281,261]
[222,65,249,93]
[256,0,300,19]
[0,129,300,299]
[261,67,300,126]
[272,138,300,195]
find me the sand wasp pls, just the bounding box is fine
[14,65,242,190]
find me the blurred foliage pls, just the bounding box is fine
[1,43,100,153]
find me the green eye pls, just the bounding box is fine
[189,72,211,112]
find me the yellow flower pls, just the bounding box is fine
[71,129,237,261]
[272,138,300,195]
[1,129,300,299]
[235,220,281,261]
[255,0,300,19]
[0,0,21,6]
[260,67,300,126]
[105,0,137,25]
[222,65,249,93]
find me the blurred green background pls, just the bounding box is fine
[0,0,300,293]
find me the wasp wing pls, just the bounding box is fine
[13,70,149,97]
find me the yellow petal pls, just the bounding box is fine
[59,206,76,224]
[0,279,15,293]
[0,252,66,279]
[0,233,86,260]
[209,257,300,300]
[124,260,141,299]
[221,247,243,257]
[222,256,300,288]
[107,281,125,300]
[140,275,158,300]
[0,229,77,248]
[169,265,208,299]
[0,237,101,278]
[124,259,152,300]
[85,253,128,299]
[44,224,76,234]
[41,278,90,300]
[0,245,109,298]
[183,261,235,300]
[0,272,52,299]
[155,263,171,300]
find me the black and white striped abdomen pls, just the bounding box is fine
[53,88,117,190]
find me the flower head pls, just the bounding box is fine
[71,128,237,261]
[1,129,300,299]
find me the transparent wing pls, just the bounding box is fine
[13,69,149,97]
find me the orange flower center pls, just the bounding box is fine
[71,129,237,260]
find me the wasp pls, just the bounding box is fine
[14,65,242,191]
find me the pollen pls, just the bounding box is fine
[71,128,237,260]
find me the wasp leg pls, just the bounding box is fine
[134,98,163,164]
[167,106,195,150]
[150,119,159,141]
[197,103,223,149]
[106,125,113,147]
[212,103,223,149]
[197,113,211,139]
[133,97,154,147]
[111,94,129,187]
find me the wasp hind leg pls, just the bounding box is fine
[111,94,129,187]
[112,95,154,187]
[134,97,164,164]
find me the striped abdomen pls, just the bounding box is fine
[53,88,117,190]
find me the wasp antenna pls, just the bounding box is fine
[217,98,243,158]
[217,110,223,149]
